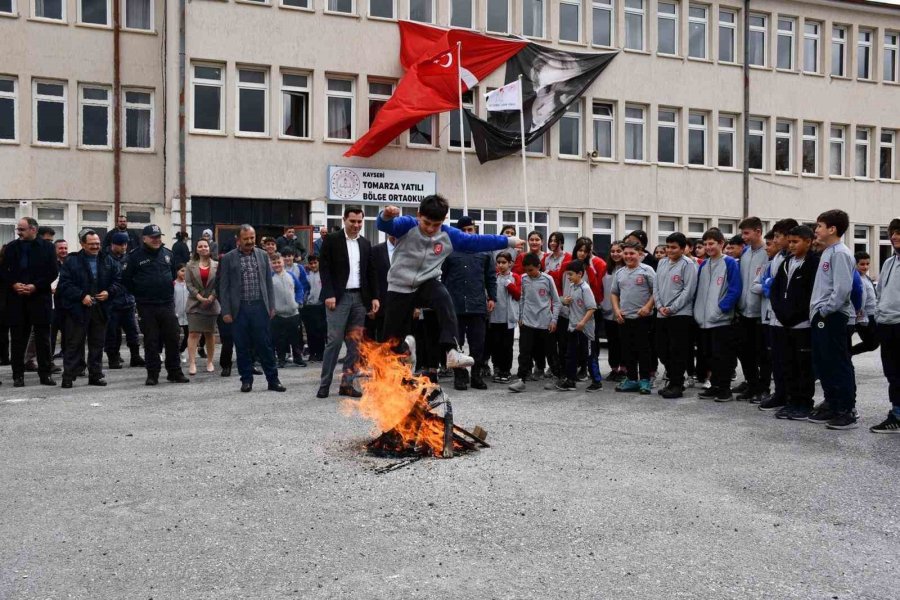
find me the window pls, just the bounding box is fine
[858,28,873,80]
[748,14,767,66]
[829,125,845,176]
[718,114,735,167]
[559,102,581,156]
[281,72,310,139]
[483,209,548,240]
[191,64,224,133]
[0,0,14,14]
[688,4,707,59]
[625,216,645,235]
[449,89,474,149]
[688,111,706,165]
[592,102,613,158]
[688,219,707,236]
[855,127,870,178]
[526,133,545,155]
[486,0,508,32]
[450,0,472,28]
[748,117,765,170]
[0,206,17,246]
[657,217,677,245]
[33,80,66,145]
[327,0,353,13]
[831,25,847,77]
[718,9,736,62]
[326,77,355,141]
[775,120,792,172]
[592,0,613,46]
[592,214,615,256]
[124,0,152,29]
[370,0,393,17]
[283,0,310,8]
[657,108,677,164]
[34,0,64,20]
[79,0,108,24]
[559,213,582,238]
[657,1,677,55]
[885,32,899,83]
[408,115,435,146]
[79,85,110,148]
[124,89,152,149]
[624,0,643,50]
[236,68,267,135]
[81,208,109,239]
[803,21,820,73]
[624,105,645,161]
[409,0,432,22]
[0,77,16,142]
[559,0,580,42]
[37,207,65,241]
[801,122,817,175]
[880,130,896,180]
[880,227,893,267]
[368,80,395,140]
[777,18,795,70]
[523,0,544,38]
[853,225,869,256]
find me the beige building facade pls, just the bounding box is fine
[1,0,899,267]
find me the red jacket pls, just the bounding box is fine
[552,255,608,303]
[542,251,572,291]
[502,271,523,300]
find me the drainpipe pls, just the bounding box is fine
[178,0,187,235]
[113,0,121,218]
[742,0,750,218]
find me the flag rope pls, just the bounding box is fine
[518,73,529,233]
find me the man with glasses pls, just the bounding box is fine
[1,218,59,387]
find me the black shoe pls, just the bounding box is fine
[555,379,577,391]
[660,385,684,399]
[748,393,765,405]
[24,362,37,372]
[130,355,146,367]
[785,406,813,421]
[736,390,756,401]
[470,377,488,390]
[61,377,73,389]
[220,366,231,377]
[88,377,107,387]
[758,395,786,411]
[807,402,837,424]
[714,389,733,402]
[774,406,792,420]
[698,387,720,399]
[108,356,124,369]
[316,385,329,399]
[268,381,286,392]
[586,381,603,392]
[339,385,362,398]
[732,381,750,394]
[241,382,253,393]
[39,375,57,386]
[252,367,263,376]
[575,368,588,382]
[167,371,190,383]
[825,411,859,430]
[293,359,307,367]
[13,376,24,387]
[145,374,159,386]
[870,412,900,434]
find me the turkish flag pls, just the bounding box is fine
[344,22,526,158]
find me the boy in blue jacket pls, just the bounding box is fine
[377,195,524,369]
[694,228,742,402]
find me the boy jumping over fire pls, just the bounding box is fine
[377,195,525,371]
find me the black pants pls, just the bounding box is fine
[517,325,549,380]
[0,308,9,363]
[50,307,65,357]
[301,304,326,359]
[692,321,708,381]
[488,323,514,375]
[811,312,856,412]
[699,324,737,392]
[551,316,569,377]
[412,311,442,371]
[655,315,693,388]
[63,308,107,379]
[383,279,458,354]
[455,313,486,378]
[878,323,900,409]
[179,325,189,352]
[850,319,880,355]
[736,316,769,393]
[603,319,623,370]
[365,313,385,343]
[767,325,787,402]
[776,327,814,410]
[272,314,301,361]
[218,314,234,369]
[137,303,182,375]
[621,317,653,381]
[10,299,53,378]
[104,305,141,357]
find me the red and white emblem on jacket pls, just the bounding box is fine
[716,276,724,285]
[538,288,547,297]
[755,266,762,276]
[433,243,443,255]
[822,262,830,272]
[636,276,645,285]
[576,299,585,308]
[673,274,682,283]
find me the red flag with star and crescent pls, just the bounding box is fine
[343,21,527,158]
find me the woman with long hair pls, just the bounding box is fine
[512,230,546,275]
[184,239,220,375]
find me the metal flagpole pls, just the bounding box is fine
[457,41,469,215]
[518,74,529,232]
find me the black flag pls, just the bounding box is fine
[465,44,617,163]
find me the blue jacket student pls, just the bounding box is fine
[694,255,742,329]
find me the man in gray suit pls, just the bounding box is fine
[219,224,286,393]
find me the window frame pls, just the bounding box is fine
[408,114,437,148]
[801,122,818,175]
[831,25,848,77]
[687,3,708,60]
[449,0,473,29]
[280,71,311,140]
[774,119,792,173]
[591,0,614,47]
[0,0,16,16]
[558,100,582,157]
[449,88,475,149]
[657,107,678,164]
[748,13,767,67]
[32,78,68,147]
[880,130,896,180]
[717,113,736,168]
[624,104,646,162]
[858,27,873,80]
[656,0,678,56]
[123,87,154,151]
[367,79,398,146]
[368,0,395,18]
[855,126,870,179]
[747,116,765,171]
[559,0,581,43]
[717,7,737,63]
[884,31,899,83]
[776,17,796,71]
[235,67,269,137]
[485,0,509,34]
[657,216,678,246]
[35,206,66,242]
[623,0,644,51]
[122,0,154,30]
[687,111,707,166]
[325,76,356,142]
[591,213,615,257]
[325,0,355,14]
[0,75,18,144]
[802,20,820,74]
[522,0,546,39]
[78,0,110,26]
[190,62,225,135]
[78,83,112,150]
[829,124,845,177]
[408,0,433,22]
[592,100,614,159]
[32,0,65,21]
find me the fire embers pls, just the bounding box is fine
[342,339,489,459]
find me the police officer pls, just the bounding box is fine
[104,232,145,369]
[122,225,189,386]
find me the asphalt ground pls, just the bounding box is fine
[1,348,898,600]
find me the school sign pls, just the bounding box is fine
[327,166,437,205]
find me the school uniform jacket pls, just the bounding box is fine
[693,255,741,329]
[770,253,820,329]
[654,255,698,318]
[877,252,900,325]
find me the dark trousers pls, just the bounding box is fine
[811,312,856,412]
[655,315,693,388]
[767,325,787,402]
[776,327,814,410]
[290,315,305,361]
[365,313,385,343]
[603,319,623,370]
[218,315,234,368]
[50,307,65,356]
[699,324,737,392]
[693,321,708,381]
[488,323,514,375]
[736,316,769,393]
[179,325,189,352]
[551,316,569,376]
[413,311,442,371]
[63,308,106,379]
[233,300,278,385]
[136,303,182,375]
[566,329,600,382]
[0,309,9,363]
[383,279,458,353]
[850,319,880,355]
[272,313,301,361]
[301,304,326,359]
[517,325,549,379]
[877,322,900,409]
[104,305,140,357]
[455,313,486,380]
[10,299,53,378]
[621,317,653,381]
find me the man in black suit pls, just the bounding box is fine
[316,206,379,399]
[365,235,395,343]
[2,217,59,387]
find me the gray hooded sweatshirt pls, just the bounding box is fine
[519,272,560,329]
[876,253,900,325]
[654,255,697,318]
[738,244,769,318]
[809,242,855,321]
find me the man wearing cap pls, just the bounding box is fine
[103,214,139,252]
[122,225,189,386]
[441,216,496,391]
[104,231,145,369]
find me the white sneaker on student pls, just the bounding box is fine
[446,348,474,369]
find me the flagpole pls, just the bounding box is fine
[457,41,469,215]
[518,74,529,233]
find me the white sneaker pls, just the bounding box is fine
[446,349,474,369]
[508,379,526,393]
[701,380,712,390]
